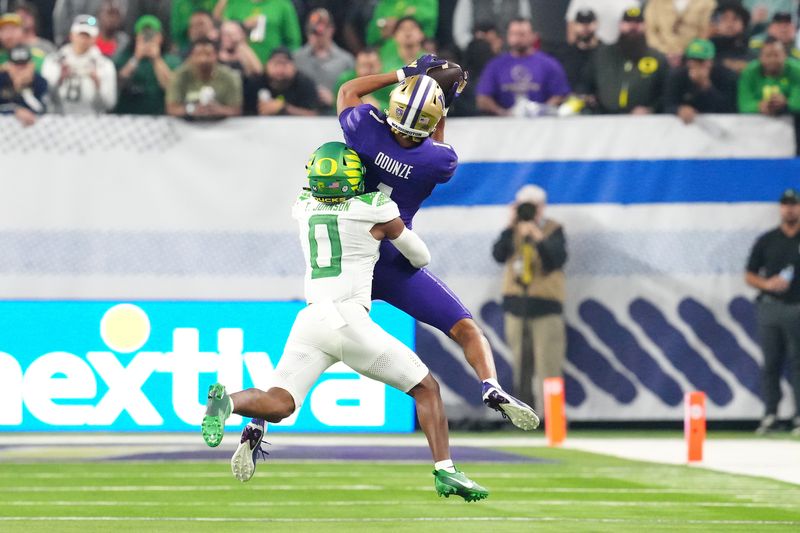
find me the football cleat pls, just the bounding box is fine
[434,468,488,502]
[482,382,540,431]
[201,383,231,447]
[231,418,270,482]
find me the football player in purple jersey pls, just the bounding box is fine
[334,54,540,432]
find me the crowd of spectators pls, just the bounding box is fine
[0,0,799,127]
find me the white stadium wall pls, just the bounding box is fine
[0,114,798,428]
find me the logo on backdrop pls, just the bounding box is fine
[0,302,415,432]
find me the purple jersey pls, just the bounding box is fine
[340,104,458,227]
[476,51,570,109]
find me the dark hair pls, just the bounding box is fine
[473,21,498,34]
[507,17,533,31]
[357,46,379,57]
[190,36,219,53]
[191,9,214,20]
[14,1,40,33]
[763,35,783,47]
[713,1,750,27]
[393,16,422,34]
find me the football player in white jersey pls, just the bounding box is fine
[201,142,488,502]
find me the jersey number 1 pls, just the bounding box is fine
[308,214,342,279]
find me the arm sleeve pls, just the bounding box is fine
[165,68,183,104]
[416,0,439,38]
[433,143,458,183]
[746,236,765,274]
[282,1,302,50]
[391,227,431,268]
[96,59,117,112]
[537,227,568,272]
[492,228,515,263]
[338,104,377,150]
[787,72,800,113]
[451,0,471,51]
[738,66,760,113]
[547,58,571,97]
[663,68,685,114]
[370,194,401,223]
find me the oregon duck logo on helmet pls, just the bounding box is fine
[306,141,365,203]
[386,74,445,140]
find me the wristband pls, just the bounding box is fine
[396,68,405,82]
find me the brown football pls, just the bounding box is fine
[426,61,466,107]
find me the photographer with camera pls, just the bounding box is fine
[115,15,180,115]
[492,184,568,412]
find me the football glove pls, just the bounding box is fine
[398,54,447,80]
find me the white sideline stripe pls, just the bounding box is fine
[0,484,380,492]
[1,500,797,509]
[3,485,798,494]
[0,517,798,525]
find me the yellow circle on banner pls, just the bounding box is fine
[638,57,658,75]
[315,157,338,176]
[100,304,151,353]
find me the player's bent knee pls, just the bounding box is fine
[409,372,440,398]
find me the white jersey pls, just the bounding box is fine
[41,44,117,115]
[291,190,400,310]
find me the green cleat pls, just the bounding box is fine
[434,468,489,502]
[201,383,232,447]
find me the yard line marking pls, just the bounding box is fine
[0,517,799,526]
[3,484,799,495]
[0,484,383,492]
[1,500,796,509]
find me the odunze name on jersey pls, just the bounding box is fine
[375,151,413,180]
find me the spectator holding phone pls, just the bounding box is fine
[739,36,800,116]
[115,15,181,115]
[41,14,117,114]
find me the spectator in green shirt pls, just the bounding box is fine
[166,37,243,118]
[380,16,426,74]
[335,47,393,112]
[172,0,218,52]
[739,36,800,115]
[366,0,438,47]
[212,0,301,64]
[115,15,181,115]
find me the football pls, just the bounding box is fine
[426,60,467,107]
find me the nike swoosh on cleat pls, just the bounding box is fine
[448,477,475,489]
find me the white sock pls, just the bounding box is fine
[228,396,235,414]
[482,378,501,390]
[434,459,456,473]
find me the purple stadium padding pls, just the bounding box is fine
[111,445,552,463]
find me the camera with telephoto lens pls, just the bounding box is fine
[516,202,537,222]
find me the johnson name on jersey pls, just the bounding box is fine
[292,190,400,309]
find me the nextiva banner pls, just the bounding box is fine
[0,302,416,432]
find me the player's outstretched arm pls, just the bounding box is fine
[337,54,448,116]
[337,72,400,116]
[371,217,431,268]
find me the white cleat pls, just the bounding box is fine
[482,384,540,431]
[230,418,268,482]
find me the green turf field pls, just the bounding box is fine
[1,445,799,532]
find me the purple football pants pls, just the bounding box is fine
[372,241,473,334]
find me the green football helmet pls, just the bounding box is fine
[305,141,365,203]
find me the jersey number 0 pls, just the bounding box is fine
[308,214,342,279]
